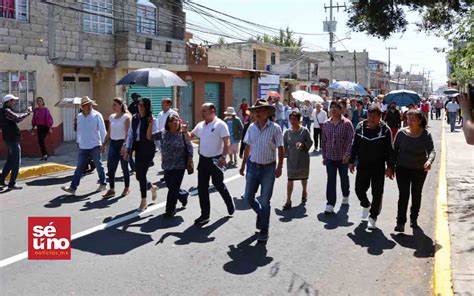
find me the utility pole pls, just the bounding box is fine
[324,0,346,85]
[353,50,357,83]
[385,46,396,91]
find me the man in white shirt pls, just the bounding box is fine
[155,97,178,148]
[187,103,235,225]
[446,97,460,132]
[312,102,328,151]
[62,97,107,195]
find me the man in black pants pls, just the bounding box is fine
[349,106,394,230]
[187,103,235,225]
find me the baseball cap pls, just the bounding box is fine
[2,94,19,104]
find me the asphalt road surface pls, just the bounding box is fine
[0,121,442,295]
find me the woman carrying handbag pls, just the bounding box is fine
[161,114,194,217]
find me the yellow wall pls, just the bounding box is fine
[0,53,62,130]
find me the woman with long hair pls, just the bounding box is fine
[123,98,158,212]
[31,97,53,160]
[393,109,436,232]
[282,111,313,209]
[103,98,132,199]
[160,114,193,216]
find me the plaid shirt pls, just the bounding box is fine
[322,116,354,161]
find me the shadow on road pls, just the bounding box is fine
[123,212,185,233]
[223,233,273,275]
[156,216,230,245]
[390,227,437,258]
[347,222,396,255]
[26,175,73,186]
[72,228,153,256]
[316,204,354,229]
[44,193,94,208]
[275,203,308,222]
[79,196,124,211]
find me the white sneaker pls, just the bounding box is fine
[361,207,370,221]
[342,196,349,205]
[151,185,158,201]
[61,186,76,195]
[367,217,377,230]
[96,184,107,192]
[324,205,335,214]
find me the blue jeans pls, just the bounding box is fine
[325,159,350,206]
[244,161,276,231]
[448,112,457,132]
[70,146,106,190]
[303,116,312,129]
[107,140,129,189]
[276,119,287,130]
[0,140,21,187]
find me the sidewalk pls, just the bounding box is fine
[445,122,474,295]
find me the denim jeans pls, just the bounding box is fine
[276,119,287,130]
[0,140,21,187]
[448,112,457,132]
[325,159,350,206]
[70,146,106,190]
[244,161,276,231]
[107,140,129,189]
[303,116,312,130]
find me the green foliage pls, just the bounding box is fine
[252,26,303,52]
[217,37,226,45]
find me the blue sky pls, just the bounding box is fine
[186,0,449,88]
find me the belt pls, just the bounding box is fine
[250,161,276,168]
[199,154,222,160]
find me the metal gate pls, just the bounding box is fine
[204,82,221,116]
[61,75,92,141]
[127,86,173,117]
[179,82,194,128]
[232,78,251,111]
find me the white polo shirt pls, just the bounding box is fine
[192,117,230,157]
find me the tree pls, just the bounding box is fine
[346,0,472,39]
[251,26,303,52]
[217,37,226,45]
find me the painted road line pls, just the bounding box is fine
[0,173,242,268]
[433,120,453,296]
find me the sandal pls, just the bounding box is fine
[137,199,148,212]
[121,188,130,197]
[102,189,115,199]
[302,196,308,203]
[282,202,292,210]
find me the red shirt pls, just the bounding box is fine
[322,116,354,161]
[240,103,248,113]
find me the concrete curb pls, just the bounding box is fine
[6,162,75,181]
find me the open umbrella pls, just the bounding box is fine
[267,91,281,98]
[328,81,368,96]
[54,97,82,108]
[443,88,459,95]
[384,89,421,107]
[291,90,323,103]
[116,68,187,87]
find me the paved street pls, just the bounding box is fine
[1,121,443,295]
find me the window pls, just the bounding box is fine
[83,0,113,35]
[271,52,276,65]
[0,0,28,21]
[166,41,172,52]
[252,50,257,70]
[137,2,157,35]
[0,71,36,113]
[145,38,152,50]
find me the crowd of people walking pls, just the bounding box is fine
[0,91,444,243]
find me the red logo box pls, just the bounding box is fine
[28,217,71,260]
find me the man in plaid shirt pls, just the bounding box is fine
[322,100,355,214]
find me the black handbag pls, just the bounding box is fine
[182,133,194,175]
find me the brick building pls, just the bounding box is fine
[0,0,186,156]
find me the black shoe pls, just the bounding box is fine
[8,185,23,190]
[394,224,405,233]
[180,196,188,207]
[410,221,420,229]
[194,216,210,226]
[0,181,6,188]
[164,210,176,218]
[227,202,235,216]
[257,230,269,242]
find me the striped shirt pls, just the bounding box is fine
[322,116,354,161]
[244,119,283,164]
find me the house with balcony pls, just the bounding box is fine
[369,59,389,96]
[0,0,186,156]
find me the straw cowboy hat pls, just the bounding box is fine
[223,106,237,116]
[248,99,276,112]
[80,96,97,106]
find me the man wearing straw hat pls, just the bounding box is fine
[61,96,107,195]
[223,106,243,167]
[240,99,284,242]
